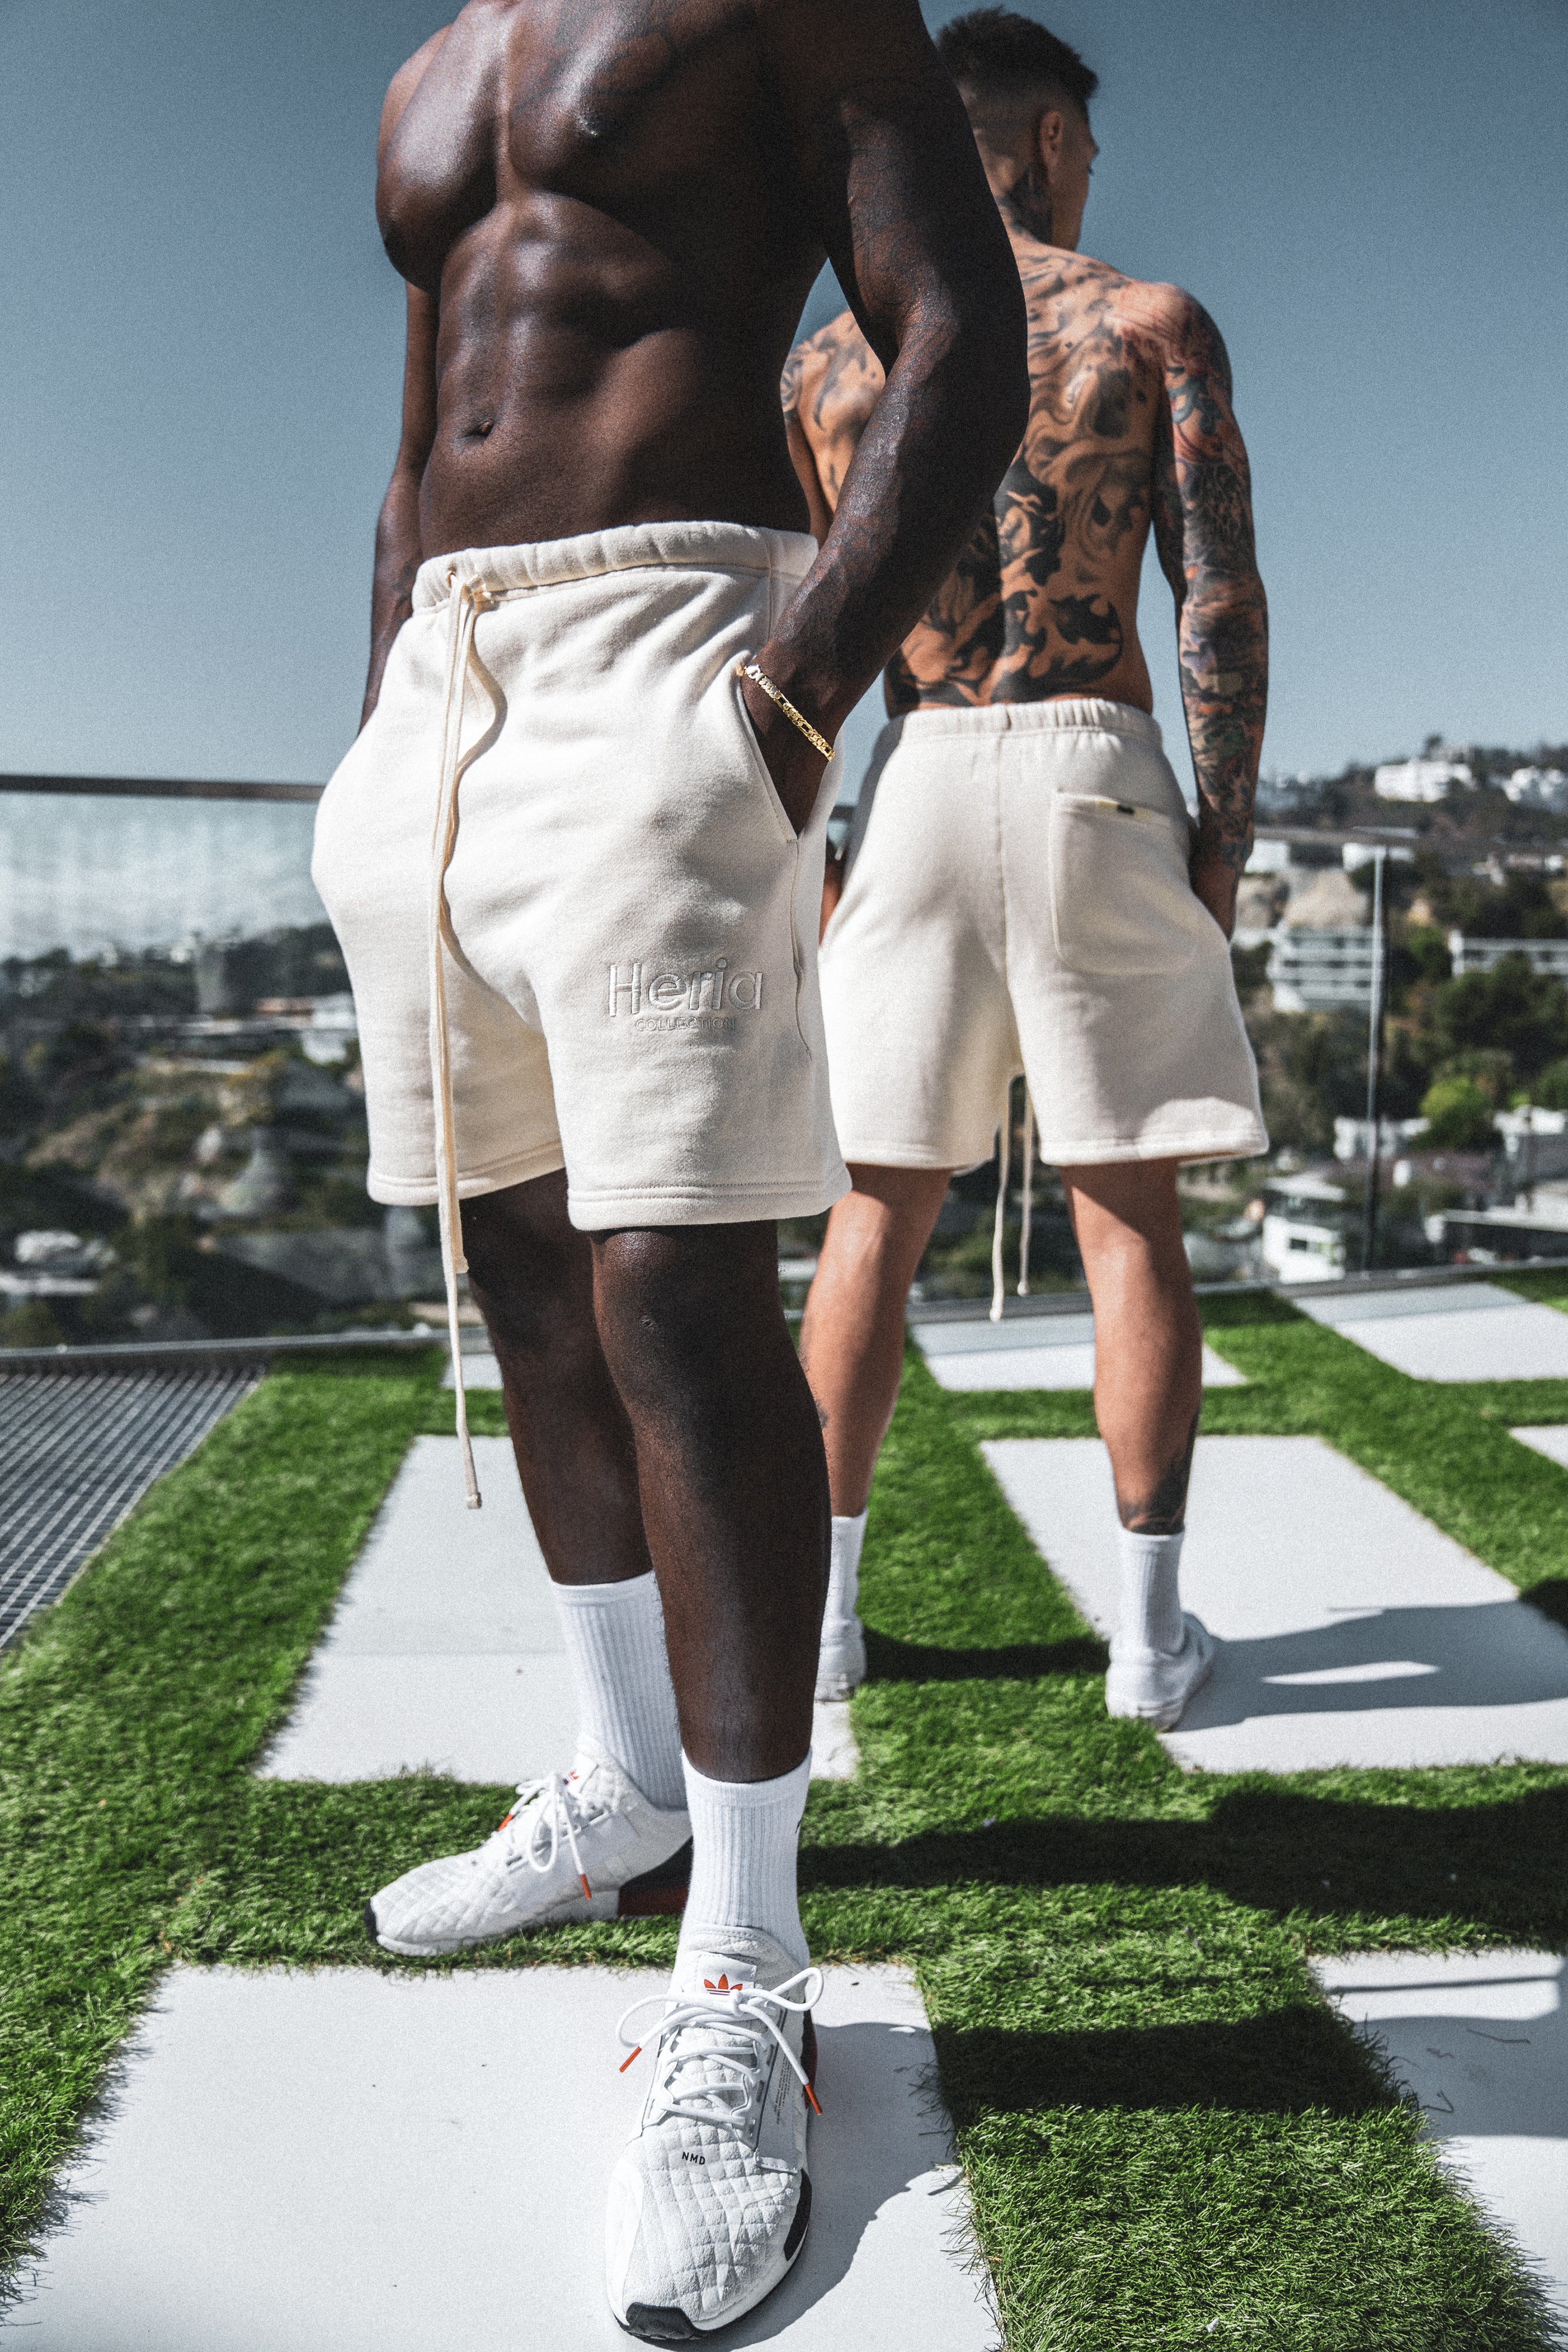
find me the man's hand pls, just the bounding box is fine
[1188,842,1240,940]
[740,669,834,838]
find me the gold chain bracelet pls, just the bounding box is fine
[735,659,835,762]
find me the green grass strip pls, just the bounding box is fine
[3,1324,1566,2344]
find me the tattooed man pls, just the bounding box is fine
[791,12,1268,1733]
[310,4,1024,2335]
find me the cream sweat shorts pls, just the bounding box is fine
[819,697,1267,1170]
[312,521,850,1233]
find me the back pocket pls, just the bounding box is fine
[1048,792,1214,977]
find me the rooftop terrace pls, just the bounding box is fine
[3,1271,1568,2346]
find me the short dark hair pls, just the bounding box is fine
[936,11,1098,118]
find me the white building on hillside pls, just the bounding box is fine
[1374,757,1473,802]
[1504,766,1568,809]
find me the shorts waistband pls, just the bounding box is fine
[413,520,818,611]
[887,696,1163,748]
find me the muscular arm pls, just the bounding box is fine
[360,32,447,727]
[1148,292,1268,934]
[362,286,439,726]
[750,0,1028,823]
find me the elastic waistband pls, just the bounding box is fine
[886,696,1163,748]
[413,520,818,611]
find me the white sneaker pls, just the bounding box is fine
[814,1613,866,1701]
[605,1927,821,2340]
[365,1740,691,1957]
[1105,1613,1216,1730]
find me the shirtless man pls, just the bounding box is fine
[309,4,1023,2337]
[787,11,1268,1732]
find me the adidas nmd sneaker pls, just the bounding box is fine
[606,1927,821,2340]
[366,1740,691,1957]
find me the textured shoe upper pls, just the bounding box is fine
[370,1740,689,1950]
[815,1612,867,1700]
[607,1928,819,2330]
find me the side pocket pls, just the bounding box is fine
[1047,792,1214,978]
[730,662,806,846]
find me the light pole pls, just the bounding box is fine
[1361,846,1388,1273]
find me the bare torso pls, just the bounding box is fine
[788,235,1202,715]
[379,1,831,556]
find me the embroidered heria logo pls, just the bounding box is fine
[606,962,762,1018]
[703,1975,746,1993]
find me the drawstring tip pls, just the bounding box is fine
[578,1873,592,1902]
[805,2083,823,2117]
[619,2045,643,2074]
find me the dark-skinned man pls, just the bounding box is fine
[786,12,1267,1734]
[309,3,1025,2337]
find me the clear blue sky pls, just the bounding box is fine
[2,0,1564,795]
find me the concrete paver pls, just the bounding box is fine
[1315,1949,1567,2322]
[983,1434,1568,1770]
[2,1964,990,2352]
[1298,1283,1568,1380]
[262,1436,856,1784]
[1509,1425,1568,1470]
[915,1312,1244,1392]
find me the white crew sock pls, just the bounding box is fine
[679,1751,811,1971]
[825,1511,867,1629]
[551,1572,685,1813]
[1116,1528,1186,1657]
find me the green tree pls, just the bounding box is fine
[1420,1076,1496,1150]
[1434,955,1568,1080]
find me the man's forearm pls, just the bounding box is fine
[1178,574,1268,875]
[763,311,1025,740]
[361,466,424,727]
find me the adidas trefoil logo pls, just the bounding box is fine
[702,1973,746,1994]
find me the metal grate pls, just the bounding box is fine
[0,1370,258,1649]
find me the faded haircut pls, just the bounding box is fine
[936,10,1098,122]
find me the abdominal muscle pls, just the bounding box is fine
[416,203,818,559]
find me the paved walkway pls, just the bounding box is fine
[262,1436,857,1784]
[5,1964,988,2351]
[916,1312,1245,1392]
[985,1434,1568,1771]
[1315,1950,1567,2323]
[1298,1282,1568,1380]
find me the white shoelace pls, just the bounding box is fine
[493,1770,602,1901]
[615,1966,825,2127]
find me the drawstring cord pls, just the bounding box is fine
[989,1082,1010,1322]
[990,1077,1037,1323]
[430,570,498,1509]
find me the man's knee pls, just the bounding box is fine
[460,1171,594,1353]
[592,1224,781,1406]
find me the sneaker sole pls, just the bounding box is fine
[366,1838,694,1957]
[617,2016,818,2342]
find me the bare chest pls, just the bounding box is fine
[379,0,762,286]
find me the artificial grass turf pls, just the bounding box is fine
[3,1319,1566,2344]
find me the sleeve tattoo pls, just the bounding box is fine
[1150,298,1268,878]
